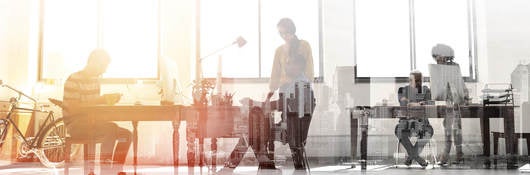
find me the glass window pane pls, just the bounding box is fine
[261,0,320,78]
[101,0,159,79]
[355,0,411,78]
[200,0,259,78]
[41,0,97,79]
[414,0,471,77]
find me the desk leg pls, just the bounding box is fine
[211,138,217,172]
[132,121,138,175]
[172,121,180,175]
[199,137,205,168]
[350,117,358,168]
[503,107,517,169]
[186,121,197,168]
[479,109,491,168]
[360,124,368,170]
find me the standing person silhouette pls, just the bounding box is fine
[220,18,315,172]
[430,44,466,165]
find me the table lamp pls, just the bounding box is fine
[193,36,246,105]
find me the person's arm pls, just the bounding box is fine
[398,87,408,106]
[301,40,314,81]
[420,86,432,105]
[269,47,283,92]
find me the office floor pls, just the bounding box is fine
[0,160,528,175]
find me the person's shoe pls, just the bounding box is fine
[453,153,464,164]
[257,167,282,175]
[404,157,413,166]
[217,167,236,175]
[258,163,278,170]
[224,161,238,168]
[437,154,449,166]
[437,160,448,166]
[418,160,429,168]
[452,158,464,164]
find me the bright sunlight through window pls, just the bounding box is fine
[40,0,159,80]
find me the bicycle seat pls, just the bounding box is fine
[48,98,67,110]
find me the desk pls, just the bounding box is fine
[349,105,515,169]
[182,105,244,171]
[81,105,181,175]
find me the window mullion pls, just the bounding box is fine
[97,0,103,48]
[409,0,416,71]
[258,0,262,78]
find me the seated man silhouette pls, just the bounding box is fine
[395,71,433,168]
[222,55,315,172]
[62,49,132,175]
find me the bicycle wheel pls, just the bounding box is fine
[36,118,66,168]
[0,119,8,147]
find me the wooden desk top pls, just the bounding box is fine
[81,105,182,121]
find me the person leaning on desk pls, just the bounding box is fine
[62,49,132,175]
[221,18,315,172]
[431,43,469,165]
[395,70,433,168]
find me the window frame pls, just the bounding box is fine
[196,0,324,83]
[354,0,478,83]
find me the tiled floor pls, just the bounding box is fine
[0,161,527,175]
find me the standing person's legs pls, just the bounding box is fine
[453,115,464,161]
[248,106,275,169]
[224,138,249,168]
[287,114,312,170]
[441,106,457,164]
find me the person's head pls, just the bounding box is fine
[277,18,297,43]
[431,43,454,64]
[409,70,422,88]
[84,48,111,76]
[285,54,306,79]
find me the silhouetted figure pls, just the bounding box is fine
[63,49,131,175]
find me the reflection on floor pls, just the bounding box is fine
[0,161,526,175]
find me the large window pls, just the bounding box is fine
[354,0,476,81]
[39,0,159,80]
[199,0,321,80]
[355,0,411,78]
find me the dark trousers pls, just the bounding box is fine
[286,113,312,169]
[67,119,132,172]
[395,118,433,165]
[226,107,312,170]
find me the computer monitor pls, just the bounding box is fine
[429,64,467,105]
[160,56,178,103]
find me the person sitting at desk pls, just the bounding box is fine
[62,49,132,175]
[395,70,433,168]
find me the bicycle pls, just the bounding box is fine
[0,81,67,168]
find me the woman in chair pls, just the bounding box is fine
[395,70,433,168]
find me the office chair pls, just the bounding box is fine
[49,98,96,175]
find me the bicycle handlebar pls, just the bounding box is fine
[0,80,37,103]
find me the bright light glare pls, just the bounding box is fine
[41,0,159,79]
[102,0,158,79]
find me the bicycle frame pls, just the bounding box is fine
[0,83,59,152]
[1,102,58,149]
